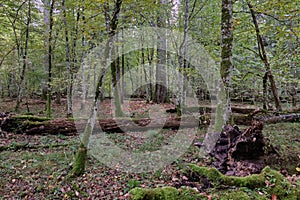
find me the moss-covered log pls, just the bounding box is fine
[129,166,300,200]
[0,114,199,135]
[1,113,299,135]
[0,115,77,135]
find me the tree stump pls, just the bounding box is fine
[209,121,278,176]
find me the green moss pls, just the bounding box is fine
[220,190,250,200]
[188,164,299,199]
[187,164,265,189]
[129,188,146,200]
[261,166,298,198]
[159,187,179,199]
[16,115,50,121]
[128,163,300,200]
[23,120,49,126]
[178,188,208,200]
[130,187,178,200]
[70,143,87,177]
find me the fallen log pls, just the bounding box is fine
[167,106,257,114]
[0,115,77,135]
[234,112,300,126]
[0,114,199,135]
[0,112,299,135]
[263,113,300,124]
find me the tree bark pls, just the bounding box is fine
[263,72,268,109]
[15,0,31,112]
[45,0,55,118]
[121,28,125,102]
[62,0,72,118]
[42,0,50,100]
[176,0,189,116]
[220,0,234,124]
[81,4,89,110]
[71,0,123,177]
[103,3,124,117]
[247,2,282,111]
[154,0,168,103]
[202,0,234,155]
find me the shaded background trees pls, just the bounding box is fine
[0,0,299,115]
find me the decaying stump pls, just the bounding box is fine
[209,121,278,176]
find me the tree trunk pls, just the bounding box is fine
[42,0,50,100]
[15,0,31,112]
[45,0,54,118]
[80,3,88,110]
[154,0,168,103]
[247,2,282,111]
[263,72,268,109]
[71,0,123,177]
[220,0,233,123]
[148,46,154,100]
[176,0,189,116]
[111,50,124,117]
[104,4,124,117]
[121,28,125,102]
[62,0,72,117]
[142,47,150,102]
[202,0,234,155]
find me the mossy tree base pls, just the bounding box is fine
[70,143,87,177]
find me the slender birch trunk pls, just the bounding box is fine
[15,0,31,112]
[176,0,189,116]
[247,2,282,111]
[45,0,54,118]
[62,0,72,117]
[71,0,123,177]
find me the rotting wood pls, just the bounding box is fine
[205,122,277,176]
[0,112,299,135]
[0,114,199,135]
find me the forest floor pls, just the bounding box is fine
[0,98,299,199]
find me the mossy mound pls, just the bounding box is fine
[130,186,179,200]
[188,164,300,199]
[129,165,300,200]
